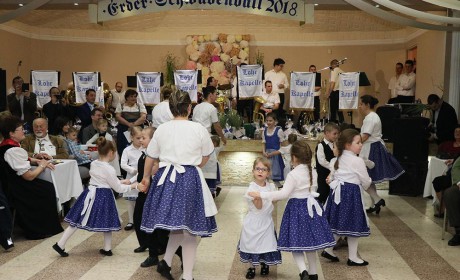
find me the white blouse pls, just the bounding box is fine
[262,126,285,143]
[146,120,214,166]
[89,160,131,193]
[4,147,31,176]
[329,150,372,190]
[360,111,385,159]
[261,164,318,201]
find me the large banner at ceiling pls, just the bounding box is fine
[94,0,312,23]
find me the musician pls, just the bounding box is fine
[309,65,322,121]
[42,87,73,135]
[265,58,289,118]
[207,77,218,88]
[395,60,416,103]
[259,81,280,116]
[327,59,344,123]
[7,76,37,129]
[110,82,126,112]
[387,62,403,104]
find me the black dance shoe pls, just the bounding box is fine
[245,267,256,279]
[99,249,113,256]
[157,260,174,280]
[299,270,309,280]
[366,207,376,214]
[448,234,460,246]
[134,246,147,253]
[260,263,269,275]
[320,250,339,262]
[124,223,134,231]
[347,259,369,266]
[52,243,69,257]
[216,187,222,197]
[1,238,14,251]
[141,256,159,267]
[374,199,386,214]
[309,274,318,280]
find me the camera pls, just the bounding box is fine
[22,83,29,92]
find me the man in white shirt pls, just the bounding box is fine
[264,58,289,118]
[110,81,126,111]
[151,87,174,128]
[327,59,344,123]
[21,118,69,160]
[259,81,280,116]
[395,60,416,103]
[192,86,227,145]
[387,62,403,104]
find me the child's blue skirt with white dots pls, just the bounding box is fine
[141,165,218,237]
[277,198,336,251]
[64,188,121,232]
[324,182,370,237]
[267,149,285,181]
[368,142,404,183]
[238,245,282,266]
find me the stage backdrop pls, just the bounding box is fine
[184,34,250,87]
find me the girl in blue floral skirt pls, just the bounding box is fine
[249,141,335,280]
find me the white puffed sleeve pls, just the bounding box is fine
[4,147,31,176]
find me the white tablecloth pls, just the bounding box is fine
[423,156,449,200]
[34,159,84,210]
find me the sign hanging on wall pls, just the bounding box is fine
[137,72,162,105]
[338,72,360,110]
[93,0,312,23]
[289,72,315,110]
[73,72,99,104]
[174,70,198,102]
[31,70,59,109]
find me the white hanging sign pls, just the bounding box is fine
[137,72,161,105]
[338,72,360,110]
[174,70,198,102]
[31,70,59,109]
[237,64,263,99]
[73,72,99,104]
[289,72,315,109]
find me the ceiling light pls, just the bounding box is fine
[375,4,380,8]
[19,3,24,7]
[74,2,79,6]
[314,4,318,6]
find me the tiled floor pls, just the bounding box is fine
[1,152,459,280]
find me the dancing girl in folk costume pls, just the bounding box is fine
[139,90,217,280]
[262,112,285,188]
[52,137,137,257]
[358,95,404,214]
[250,141,335,280]
[238,157,282,279]
[322,129,372,267]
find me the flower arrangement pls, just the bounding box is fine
[164,53,180,86]
[185,34,250,86]
[218,110,243,129]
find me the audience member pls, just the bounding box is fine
[81,108,104,144]
[395,60,416,103]
[7,76,37,129]
[76,89,100,133]
[42,87,73,134]
[115,89,147,157]
[259,81,280,116]
[21,118,68,159]
[444,157,460,246]
[427,94,458,144]
[0,115,63,240]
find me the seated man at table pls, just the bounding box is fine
[21,118,68,160]
[81,108,104,144]
[444,157,460,246]
[259,80,280,117]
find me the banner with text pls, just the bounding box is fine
[338,72,360,110]
[174,70,198,102]
[237,64,263,99]
[137,72,161,105]
[289,72,315,109]
[73,72,99,104]
[95,0,310,23]
[31,71,59,109]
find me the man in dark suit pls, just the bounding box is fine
[427,94,458,144]
[444,157,460,246]
[7,76,37,129]
[76,89,104,142]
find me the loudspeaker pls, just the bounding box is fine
[376,106,400,142]
[393,117,429,162]
[389,161,428,196]
[0,68,6,112]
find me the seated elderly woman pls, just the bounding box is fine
[0,115,63,240]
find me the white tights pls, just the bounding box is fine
[163,230,197,280]
[365,184,381,206]
[57,226,113,251]
[292,251,318,275]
